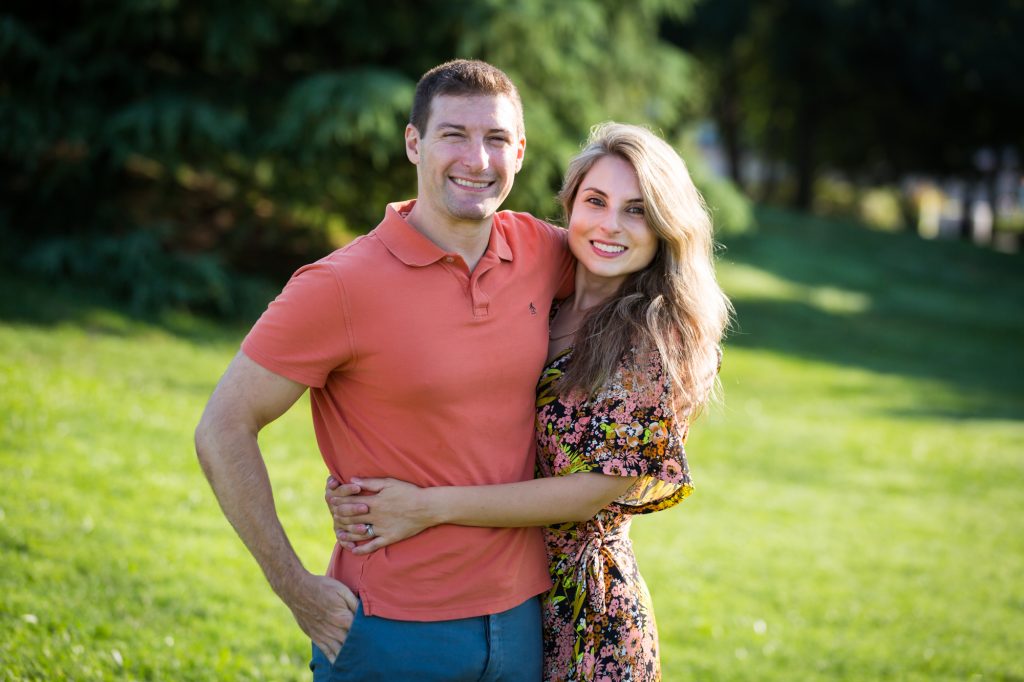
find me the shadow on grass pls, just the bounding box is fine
[0,272,254,345]
[723,206,1024,420]
[4,208,1022,420]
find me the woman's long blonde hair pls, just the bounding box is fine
[556,122,732,415]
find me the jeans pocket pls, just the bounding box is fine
[309,600,364,681]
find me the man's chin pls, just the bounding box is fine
[448,200,502,223]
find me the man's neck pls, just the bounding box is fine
[405,203,493,272]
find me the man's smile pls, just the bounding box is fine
[450,176,493,190]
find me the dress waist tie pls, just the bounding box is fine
[568,520,630,616]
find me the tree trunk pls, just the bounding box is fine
[793,95,817,211]
[716,60,744,190]
[958,186,973,241]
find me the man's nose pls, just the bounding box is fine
[460,139,490,172]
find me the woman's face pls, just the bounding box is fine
[568,155,659,289]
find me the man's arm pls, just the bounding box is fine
[195,351,357,662]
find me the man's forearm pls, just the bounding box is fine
[196,352,356,661]
[195,419,308,599]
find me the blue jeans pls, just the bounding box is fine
[310,597,542,681]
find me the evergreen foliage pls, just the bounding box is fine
[1,1,750,315]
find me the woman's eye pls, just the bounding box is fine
[627,205,645,216]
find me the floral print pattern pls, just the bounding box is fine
[536,347,695,682]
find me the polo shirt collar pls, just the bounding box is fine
[377,200,513,267]
[491,221,513,262]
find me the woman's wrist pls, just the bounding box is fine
[420,486,452,527]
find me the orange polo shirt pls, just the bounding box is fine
[242,200,574,621]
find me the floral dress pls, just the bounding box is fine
[535,347,695,682]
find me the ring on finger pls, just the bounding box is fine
[365,524,375,538]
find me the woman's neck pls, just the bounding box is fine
[571,268,623,311]
[545,273,622,362]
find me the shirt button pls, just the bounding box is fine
[444,256,454,263]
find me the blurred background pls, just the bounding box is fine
[2,1,1022,680]
[4,0,1021,315]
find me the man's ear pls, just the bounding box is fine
[515,134,526,174]
[405,124,421,164]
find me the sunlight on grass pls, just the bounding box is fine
[723,262,872,315]
[2,209,1023,680]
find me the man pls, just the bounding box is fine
[195,59,573,680]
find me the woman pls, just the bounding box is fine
[327,122,730,681]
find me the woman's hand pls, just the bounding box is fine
[324,476,435,555]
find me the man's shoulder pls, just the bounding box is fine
[273,233,389,307]
[313,231,388,271]
[492,211,570,281]
[494,211,567,253]
[317,201,410,267]
[494,209,563,235]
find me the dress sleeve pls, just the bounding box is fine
[572,349,694,514]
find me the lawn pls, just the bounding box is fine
[2,207,1022,680]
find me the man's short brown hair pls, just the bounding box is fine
[409,59,524,136]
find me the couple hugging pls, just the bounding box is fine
[195,58,730,682]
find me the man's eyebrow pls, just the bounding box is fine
[435,122,513,136]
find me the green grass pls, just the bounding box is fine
[2,207,1023,680]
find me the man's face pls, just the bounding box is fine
[405,94,525,228]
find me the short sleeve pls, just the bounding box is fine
[572,349,694,514]
[241,260,355,388]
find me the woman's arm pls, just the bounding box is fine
[326,472,636,555]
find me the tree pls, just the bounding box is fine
[1,0,749,315]
[668,0,1024,212]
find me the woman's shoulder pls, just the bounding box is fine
[614,342,668,387]
[606,338,722,417]
[586,344,672,415]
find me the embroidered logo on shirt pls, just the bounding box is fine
[529,303,537,315]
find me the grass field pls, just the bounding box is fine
[2,207,1022,680]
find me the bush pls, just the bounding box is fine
[9,227,276,319]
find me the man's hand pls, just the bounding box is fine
[283,572,359,664]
